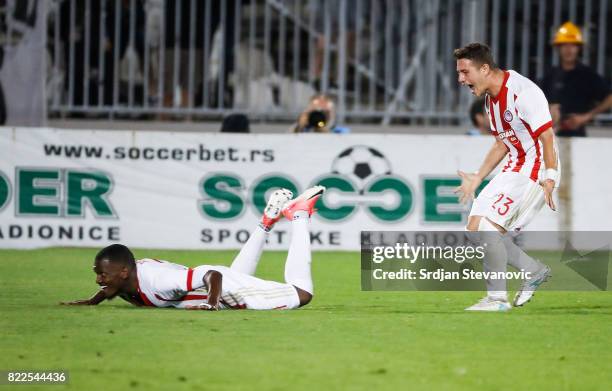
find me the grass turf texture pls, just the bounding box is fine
[1,248,611,391]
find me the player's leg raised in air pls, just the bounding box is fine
[228,188,294,276]
[281,185,326,306]
[227,186,322,306]
[207,185,324,310]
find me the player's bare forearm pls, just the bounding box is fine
[538,128,558,171]
[60,290,106,306]
[477,139,508,180]
[538,127,558,211]
[203,271,223,310]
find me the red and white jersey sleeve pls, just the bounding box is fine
[514,85,552,134]
[485,70,554,182]
[135,259,209,308]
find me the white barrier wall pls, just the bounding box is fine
[0,127,608,250]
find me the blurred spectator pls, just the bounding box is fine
[466,97,490,136]
[163,0,236,109]
[144,0,163,104]
[59,0,145,107]
[292,94,350,133]
[539,22,612,137]
[220,113,250,133]
[310,0,360,91]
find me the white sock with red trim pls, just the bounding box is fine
[284,211,313,294]
[229,225,267,276]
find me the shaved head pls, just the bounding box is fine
[95,244,136,270]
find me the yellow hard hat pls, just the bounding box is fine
[553,22,583,45]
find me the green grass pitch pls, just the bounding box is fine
[1,248,611,390]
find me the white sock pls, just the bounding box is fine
[503,235,543,274]
[229,225,267,276]
[478,219,508,301]
[284,211,313,294]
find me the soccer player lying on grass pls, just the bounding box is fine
[61,186,325,310]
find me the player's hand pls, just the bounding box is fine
[185,303,219,311]
[454,170,482,204]
[539,179,556,211]
[60,299,92,305]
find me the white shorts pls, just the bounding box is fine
[193,266,301,311]
[469,172,545,231]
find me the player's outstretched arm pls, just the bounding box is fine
[454,139,507,203]
[60,290,106,306]
[538,127,558,211]
[202,271,223,311]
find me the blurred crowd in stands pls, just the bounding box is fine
[38,1,610,136]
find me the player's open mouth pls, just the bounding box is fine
[468,84,475,93]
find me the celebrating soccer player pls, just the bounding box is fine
[453,43,559,311]
[61,186,325,310]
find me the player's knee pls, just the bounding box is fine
[295,287,313,307]
[466,215,481,231]
[466,216,507,244]
[466,215,506,234]
[481,217,506,234]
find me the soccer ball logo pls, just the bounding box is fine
[331,145,392,191]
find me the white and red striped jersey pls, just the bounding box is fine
[134,258,210,309]
[134,259,299,310]
[484,70,553,182]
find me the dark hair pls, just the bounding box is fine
[95,244,136,269]
[469,97,486,126]
[220,113,250,133]
[453,43,498,69]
